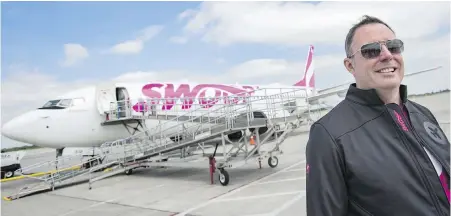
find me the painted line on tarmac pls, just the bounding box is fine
[254,177,306,185]
[57,184,165,216]
[174,159,305,216]
[282,168,305,172]
[241,191,306,216]
[270,191,305,216]
[213,190,304,202]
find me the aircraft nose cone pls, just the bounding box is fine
[2,120,21,141]
[2,111,40,142]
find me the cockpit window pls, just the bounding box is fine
[59,99,73,107]
[38,97,86,109]
[39,99,72,109]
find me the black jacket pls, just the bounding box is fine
[306,84,450,216]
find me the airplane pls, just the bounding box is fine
[1,45,440,165]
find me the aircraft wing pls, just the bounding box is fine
[307,88,347,103]
[311,66,442,103]
[316,82,352,94]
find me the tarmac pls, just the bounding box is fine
[1,128,310,216]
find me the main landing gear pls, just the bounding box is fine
[209,154,230,186]
[208,144,279,187]
[209,144,231,186]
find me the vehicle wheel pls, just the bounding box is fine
[268,156,279,168]
[125,169,133,175]
[218,169,229,186]
[91,159,99,167]
[5,170,14,178]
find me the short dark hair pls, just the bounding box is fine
[345,15,395,57]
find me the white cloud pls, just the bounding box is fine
[178,9,197,21]
[110,40,143,54]
[228,59,298,80]
[175,1,450,94]
[110,25,163,55]
[60,43,89,67]
[179,1,450,46]
[113,70,189,83]
[169,36,188,44]
[139,25,164,41]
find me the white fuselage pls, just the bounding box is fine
[2,82,318,149]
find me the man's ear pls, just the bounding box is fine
[344,58,354,75]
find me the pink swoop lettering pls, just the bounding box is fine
[133,83,258,112]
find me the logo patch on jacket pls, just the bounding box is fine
[424,121,447,145]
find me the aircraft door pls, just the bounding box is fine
[96,84,117,115]
[116,87,130,118]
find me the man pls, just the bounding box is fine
[305,15,450,216]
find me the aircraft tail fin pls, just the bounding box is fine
[293,45,315,88]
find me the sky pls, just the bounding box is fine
[1,1,450,148]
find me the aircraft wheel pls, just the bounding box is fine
[268,156,279,168]
[218,169,229,186]
[125,169,133,175]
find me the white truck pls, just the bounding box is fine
[1,150,26,179]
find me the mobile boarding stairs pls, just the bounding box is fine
[4,87,314,201]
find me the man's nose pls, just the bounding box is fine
[379,45,394,61]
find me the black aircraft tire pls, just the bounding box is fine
[218,169,229,186]
[268,156,279,168]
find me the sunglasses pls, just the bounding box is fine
[348,39,404,59]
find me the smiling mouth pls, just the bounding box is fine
[376,67,397,73]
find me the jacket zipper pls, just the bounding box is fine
[412,126,450,175]
[386,107,445,215]
[400,104,450,175]
[403,114,450,204]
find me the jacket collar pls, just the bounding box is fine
[345,83,408,106]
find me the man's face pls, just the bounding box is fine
[344,23,404,90]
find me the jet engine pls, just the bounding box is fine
[226,111,268,143]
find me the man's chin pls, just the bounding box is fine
[376,81,401,90]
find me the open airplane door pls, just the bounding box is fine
[95,83,117,115]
